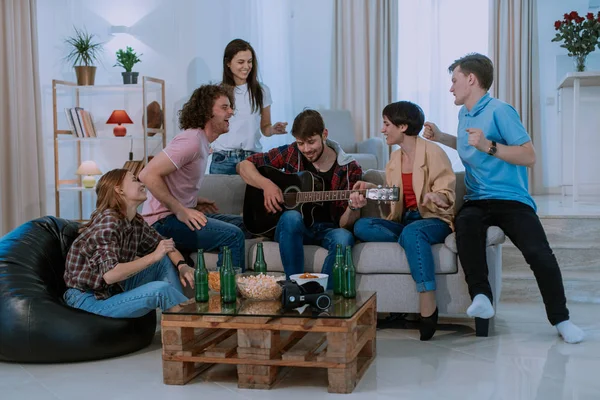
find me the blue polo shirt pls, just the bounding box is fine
[457,93,536,211]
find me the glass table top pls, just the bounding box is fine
[163,291,376,320]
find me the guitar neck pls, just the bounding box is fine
[296,189,365,203]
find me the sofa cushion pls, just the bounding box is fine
[198,174,246,215]
[444,226,506,253]
[352,242,457,274]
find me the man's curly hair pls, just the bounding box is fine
[178,84,235,130]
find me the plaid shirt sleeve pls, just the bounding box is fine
[137,217,162,256]
[83,216,122,290]
[246,144,291,169]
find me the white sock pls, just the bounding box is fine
[466,294,495,319]
[555,320,585,344]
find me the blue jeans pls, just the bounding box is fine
[63,255,188,318]
[152,213,246,270]
[274,210,355,290]
[353,211,451,292]
[209,150,257,175]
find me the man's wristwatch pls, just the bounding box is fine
[175,260,188,270]
[348,198,358,211]
[487,141,497,156]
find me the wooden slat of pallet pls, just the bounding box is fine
[317,325,375,363]
[281,332,326,361]
[165,329,235,357]
[161,319,349,332]
[203,333,238,358]
[163,351,347,369]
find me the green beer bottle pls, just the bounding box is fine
[253,242,267,274]
[342,245,356,298]
[194,249,209,302]
[221,248,237,303]
[220,245,230,285]
[332,244,344,295]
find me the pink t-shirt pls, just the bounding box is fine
[142,129,209,226]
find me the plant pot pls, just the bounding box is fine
[122,72,139,84]
[74,66,96,86]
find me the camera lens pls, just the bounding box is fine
[315,294,331,310]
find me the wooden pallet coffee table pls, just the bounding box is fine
[161,291,376,393]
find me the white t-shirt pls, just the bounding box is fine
[212,83,273,152]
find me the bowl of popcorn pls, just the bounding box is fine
[208,268,242,293]
[289,272,329,291]
[236,272,286,301]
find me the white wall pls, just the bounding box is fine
[537,0,600,192]
[37,0,334,218]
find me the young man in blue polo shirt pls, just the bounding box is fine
[424,53,584,344]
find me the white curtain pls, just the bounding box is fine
[331,0,398,145]
[396,0,490,171]
[490,0,541,193]
[0,0,46,236]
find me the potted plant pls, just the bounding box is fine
[114,46,142,84]
[64,27,103,86]
[552,11,600,72]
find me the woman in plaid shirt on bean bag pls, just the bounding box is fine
[63,169,193,318]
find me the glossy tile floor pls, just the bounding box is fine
[1,301,598,400]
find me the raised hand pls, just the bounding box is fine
[422,192,450,209]
[272,122,288,135]
[175,208,208,231]
[423,122,441,142]
[466,128,491,152]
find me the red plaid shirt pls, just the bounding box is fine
[246,141,363,225]
[64,209,163,299]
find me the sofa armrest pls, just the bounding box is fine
[357,137,386,170]
[444,226,506,253]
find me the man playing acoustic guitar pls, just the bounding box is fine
[237,109,363,288]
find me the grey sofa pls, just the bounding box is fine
[197,170,505,335]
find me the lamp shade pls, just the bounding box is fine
[106,110,133,124]
[76,161,102,176]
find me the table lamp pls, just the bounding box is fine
[76,160,103,188]
[106,110,133,137]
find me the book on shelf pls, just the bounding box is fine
[63,107,98,138]
[123,160,145,176]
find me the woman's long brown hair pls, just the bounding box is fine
[81,168,128,230]
[222,39,263,113]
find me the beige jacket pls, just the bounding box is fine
[386,137,456,230]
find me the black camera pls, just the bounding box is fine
[280,280,332,311]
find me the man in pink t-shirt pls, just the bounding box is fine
[139,84,246,270]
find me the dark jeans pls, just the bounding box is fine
[152,213,247,271]
[209,150,257,175]
[455,200,569,325]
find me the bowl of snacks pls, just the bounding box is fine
[208,267,242,293]
[289,272,329,290]
[236,272,286,300]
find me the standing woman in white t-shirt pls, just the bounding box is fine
[210,39,288,175]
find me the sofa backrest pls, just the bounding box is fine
[202,170,466,217]
[318,109,356,153]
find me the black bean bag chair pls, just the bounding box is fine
[0,216,156,363]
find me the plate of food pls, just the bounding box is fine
[289,272,328,290]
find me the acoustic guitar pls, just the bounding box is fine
[243,165,399,236]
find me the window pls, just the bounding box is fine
[396,0,490,171]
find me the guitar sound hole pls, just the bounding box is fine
[283,187,299,209]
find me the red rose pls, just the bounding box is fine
[587,12,594,20]
[570,11,579,19]
[554,20,562,30]
[564,13,570,21]
[577,16,585,23]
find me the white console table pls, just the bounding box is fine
[557,72,600,201]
